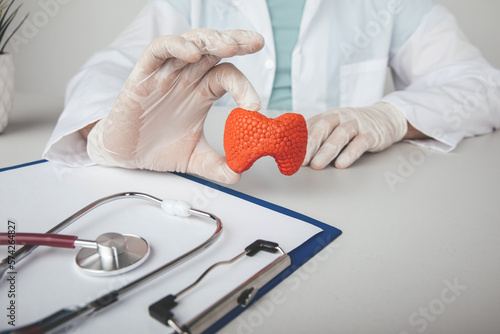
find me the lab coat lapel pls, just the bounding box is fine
[231,0,275,58]
[297,0,322,45]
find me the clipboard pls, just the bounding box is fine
[0,160,342,334]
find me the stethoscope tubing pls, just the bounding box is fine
[0,192,223,333]
[0,192,162,280]
[0,233,79,248]
[117,207,222,296]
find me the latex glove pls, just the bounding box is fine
[87,29,264,184]
[302,102,408,169]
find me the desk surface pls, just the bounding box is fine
[1,95,500,334]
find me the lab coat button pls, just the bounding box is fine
[265,60,275,69]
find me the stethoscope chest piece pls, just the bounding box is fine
[0,192,224,333]
[75,232,150,276]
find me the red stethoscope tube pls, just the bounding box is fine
[0,192,223,334]
[0,233,78,249]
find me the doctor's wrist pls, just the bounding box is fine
[79,121,98,140]
[404,122,430,140]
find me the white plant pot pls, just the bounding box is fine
[0,53,15,133]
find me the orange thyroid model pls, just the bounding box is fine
[224,108,308,175]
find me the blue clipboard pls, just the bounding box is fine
[0,160,342,334]
[167,173,343,333]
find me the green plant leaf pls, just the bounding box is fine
[0,11,27,54]
[0,1,27,54]
[0,5,21,43]
[0,4,10,23]
[0,0,15,29]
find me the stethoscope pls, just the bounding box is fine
[0,192,222,333]
[0,231,151,276]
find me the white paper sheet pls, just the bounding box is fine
[0,162,321,333]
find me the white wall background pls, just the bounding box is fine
[7,0,148,100]
[7,0,500,105]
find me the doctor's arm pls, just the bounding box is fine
[404,123,429,140]
[303,4,499,170]
[42,1,182,166]
[302,106,429,170]
[85,29,264,184]
[43,2,265,184]
[382,4,500,151]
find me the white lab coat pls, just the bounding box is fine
[43,0,500,166]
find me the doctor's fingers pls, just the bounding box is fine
[133,29,263,82]
[201,63,261,111]
[334,135,374,169]
[135,35,203,77]
[222,29,265,55]
[308,122,359,170]
[188,136,242,184]
[182,29,264,57]
[302,113,341,167]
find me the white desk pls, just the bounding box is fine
[1,95,499,334]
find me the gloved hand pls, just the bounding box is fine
[302,102,408,169]
[87,29,264,184]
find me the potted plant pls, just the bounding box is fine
[0,0,28,133]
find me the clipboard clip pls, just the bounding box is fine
[149,240,291,334]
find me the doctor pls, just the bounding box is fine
[43,0,500,184]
